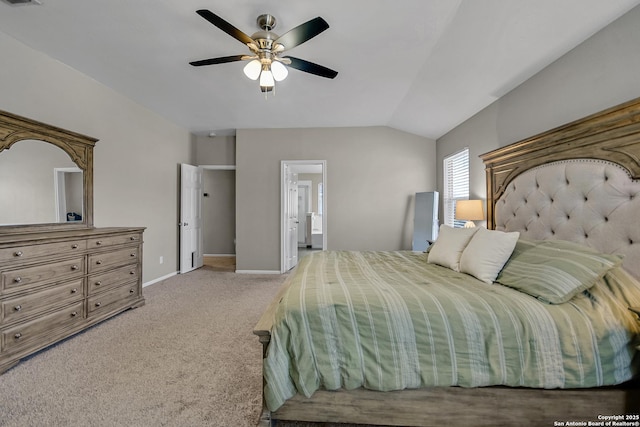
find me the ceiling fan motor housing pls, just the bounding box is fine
[257,14,277,31]
[251,31,279,51]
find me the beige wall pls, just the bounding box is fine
[195,135,236,166]
[436,4,640,222]
[202,169,236,255]
[236,127,436,271]
[0,31,193,284]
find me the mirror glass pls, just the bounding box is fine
[0,140,84,226]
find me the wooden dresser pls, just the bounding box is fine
[0,227,145,374]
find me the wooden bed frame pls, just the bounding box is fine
[254,97,640,426]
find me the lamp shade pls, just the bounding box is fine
[455,199,484,228]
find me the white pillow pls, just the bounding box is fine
[459,227,520,284]
[427,225,479,271]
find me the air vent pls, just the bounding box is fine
[2,0,41,4]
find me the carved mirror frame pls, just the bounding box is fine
[0,109,97,233]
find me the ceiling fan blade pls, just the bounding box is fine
[189,55,246,67]
[196,9,254,46]
[274,17,329,50]
[284,56,338,79]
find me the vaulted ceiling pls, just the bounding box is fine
[1,0,638,139]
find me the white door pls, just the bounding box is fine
[180,164,203,274]
[284,165,299,271]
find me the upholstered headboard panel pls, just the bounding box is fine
[495,159,640,278]
[481,97,640,280]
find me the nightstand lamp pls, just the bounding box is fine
[455,199,484,228]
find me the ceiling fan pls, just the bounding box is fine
[189,9,338,93]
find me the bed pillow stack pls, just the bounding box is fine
[428,225,519,283]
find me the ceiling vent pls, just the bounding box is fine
[2,0,41,4]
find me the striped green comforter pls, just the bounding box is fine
[263,251,640,411]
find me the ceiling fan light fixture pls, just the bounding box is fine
[259,66,275,88]
[243,59,262,80]
[271,60,288,82]
[190,10,338,95]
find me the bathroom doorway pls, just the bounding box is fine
[281,160,326,273]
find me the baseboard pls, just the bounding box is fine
[204,254,236,257]
[235,270,282,275]
[143,271,178,288]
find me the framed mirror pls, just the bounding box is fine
[0,109,96,233]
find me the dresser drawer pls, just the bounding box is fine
[87,233,142,249]
[88,263,139,295]
[2,301,84,353]
[0,240,86,265]
[1,279,84,325]
[87,283,139,317]
[88,247,139,273]
[1,256,85,295]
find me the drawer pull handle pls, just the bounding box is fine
[14,333,22,340]
[96,241,103,245]
[95,281,102,286]
[129,289,135,294]
[130,271,135,275]
[130,236,136,241]
[14,305,22,311]
[14,251,23,257]
[95,302,101,307]
[96,260,103,265]
[71,265,79,271]
[71,288,78,294]
[71,311,78,317]
[14,277,22,283]
[71,244,79,249]
[130,253,136,257]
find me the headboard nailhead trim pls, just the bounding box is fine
[495,159,640,279]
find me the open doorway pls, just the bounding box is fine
[54,167,83,223]
[201,166,236,272]
[281,160,326,273]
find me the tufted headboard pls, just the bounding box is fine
[481,97,640,280]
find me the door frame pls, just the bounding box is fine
[281,160,326,273]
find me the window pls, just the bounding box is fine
[443,148,469,227]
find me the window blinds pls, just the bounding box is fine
[443,148,469,227]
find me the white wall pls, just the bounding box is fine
[0,31,193,283]
[436,4,640,220]
[236,127,436,271]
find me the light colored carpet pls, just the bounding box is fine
[0,268,286,427]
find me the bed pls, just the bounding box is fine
[254,97,640,426]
